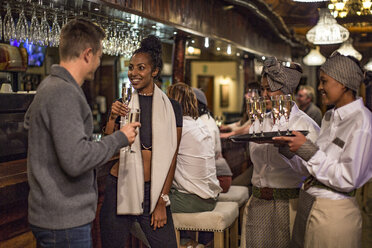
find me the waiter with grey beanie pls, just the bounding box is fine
[274,52,372,248]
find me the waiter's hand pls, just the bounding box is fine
[272,131,307,152]
[110,101,129,120]
[120,122,140,145]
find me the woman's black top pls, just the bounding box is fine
[113,96,183,150]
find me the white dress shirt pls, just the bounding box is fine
[305,98,372,199]
[250,102,320,188]
[200,114,222,155]
[173,116,222,199]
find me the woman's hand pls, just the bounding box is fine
[110,101,129,120]
[272,131,307,152]
[151,200,167,230]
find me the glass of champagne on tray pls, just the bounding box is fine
[121,83,133,125]
[127,108,140,153]
[271,95,282,135]
[256,97,266,136]
[246,97,257,137]
[281,94,292,135]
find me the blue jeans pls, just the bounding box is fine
[30,223,92,248]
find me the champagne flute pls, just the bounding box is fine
[246,97,257,137]
[271,95,282,135]
[281,94,292,135]
[127,108,140,153]
[256,97,266,136]
[121,83,133,125]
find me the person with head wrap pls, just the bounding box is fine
[241,57,320,248]
[274,52,372,248]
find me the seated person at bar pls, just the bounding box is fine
[296,85,323,126]
[274,52,372,248]
[167,83,222,246]
[219,81,260,138]
[241,57,320,248]
[100,35,182,248]
[193,87,233,193]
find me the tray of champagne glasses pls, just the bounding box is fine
[229,130,309,143]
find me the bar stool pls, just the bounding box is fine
[218,185,249,224]
[172,201,239,248]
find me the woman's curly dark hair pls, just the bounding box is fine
[132,35,163,81]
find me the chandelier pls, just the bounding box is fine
[328,0,372,18]
[306,9,349,45]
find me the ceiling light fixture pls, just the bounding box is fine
[303,46,326,66]
[204,37,209,48]
[306,8,349,45]
[336,39,362,61]
[227,45,232,55]
[364,59,372,71]
[328,0,372,18]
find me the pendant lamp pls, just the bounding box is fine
[303,47,326,66]
[306,8,349,45]
[336,39,362,61]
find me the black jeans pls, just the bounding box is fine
[100,175,177,248]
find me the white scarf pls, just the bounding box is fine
[117,85,177,214]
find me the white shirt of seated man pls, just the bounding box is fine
[249,102,320,189]
[173,116,222,199]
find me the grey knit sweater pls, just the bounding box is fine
[25,65,128,229]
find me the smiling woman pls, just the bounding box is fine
[100,35,183,248]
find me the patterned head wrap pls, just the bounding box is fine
[262,57,302,94]
[320,52,364,92]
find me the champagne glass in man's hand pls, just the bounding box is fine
[127,108,140,153]
[120,122,141,145]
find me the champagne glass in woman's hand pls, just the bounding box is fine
[121,83,133,125]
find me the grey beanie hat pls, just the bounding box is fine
[262,57,302,94]
[320,52,364,92]
[192,88,208,105]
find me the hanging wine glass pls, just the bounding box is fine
[50,13,61,47]
[0,15,3,41]
[16,7,29,43]
[29,8,40,45]
[40,11,50,46]
[4,4,16,41]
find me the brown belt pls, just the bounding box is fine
[252,186,300,200]
[303,176,356,197]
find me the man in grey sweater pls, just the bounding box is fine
[24,19,140,247]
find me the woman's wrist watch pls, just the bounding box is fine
[160,193,171,206]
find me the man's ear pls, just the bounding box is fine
[151,68,159,78]
[82,48,93,63]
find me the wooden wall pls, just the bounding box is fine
[100,0,292,59]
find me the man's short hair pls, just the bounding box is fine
[299,85,315,101]
[59,18,105,61]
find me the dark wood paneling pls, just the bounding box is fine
[100,0,292,59]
